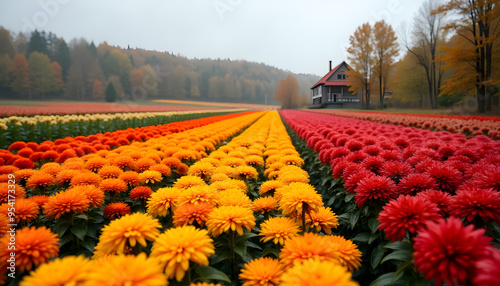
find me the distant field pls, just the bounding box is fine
[153,99,279,110]
[0,100,219,116]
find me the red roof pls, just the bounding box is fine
[311,61,349,89]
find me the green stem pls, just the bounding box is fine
[301,205,306,234]
[230,230,237,281]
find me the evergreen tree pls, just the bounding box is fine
[105,82,117,102]
[26,30,48,56]
[53,38,71,79]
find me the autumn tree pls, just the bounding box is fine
[190,82,201,98]
[402,0,446,109]
[434,0,499,112]
[141,64,159,97]
[29,52,57,99]
[129,68,144,90]
[393,54,430,107]
[9,54,30,98]
[274,74,301,109]
[373,20,399,108]
[172,65,187,98]
[51,61,64,93]
[346,23,375,109]
[0,27,15,57]
[92,79,104,99]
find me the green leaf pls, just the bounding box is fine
[74,214,88,220]
[245,241,262,250]
[384,240,411,251]
[368,217,380,233]
[262,247,280,258]
[381,249,413,264]
[368,233,379,245]
[82,239,96,253]
[235,232,258,243]
[394,260,413,277]
[349,210,360,229]
[327,196,336,206]
[371,244,385,270]
[352,232,371,243]
[71,222,88,241]
[370,272,404,286]
[210,250,232,265]
[345,193,355,202]
[195,266,231,283]
[54,220,70,238]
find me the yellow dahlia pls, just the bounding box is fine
[327,235,363,272]
[217,189,252,208]
[305,206,339,234]
[20,255,92,286]
[207,206,256,237]
[94,213,161,256]
[259,216,300,245]
[251,197,278,214]
[174,175,206,190]
[235,165,259,180]
[259,180,284,196]
[278,182,323,216]
[147,187,180,217]
[244,155,265,168]
[188,161,216,180]
[209,173,230,183]
[280,259,358,286]
[86,254,167,286]
[239,257,284,286]
[151,225,215,281]
[210,179,246,192]
[279,233,339,268]
[279,155,304,167]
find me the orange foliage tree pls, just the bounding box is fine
[51,61,64,92]
[9,54,30,98]
[346,23,374,109]
[274,74,301,109]
[434,0,500,112]
[92,79,104,99]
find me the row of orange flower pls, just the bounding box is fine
[308,109,500,139]
[0,111,254,169]
[0,111,265,285]
[281,110,500,285]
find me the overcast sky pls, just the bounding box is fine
[0,0,426,76]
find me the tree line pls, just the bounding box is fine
[0,28,318,105]
[346,0,499,113]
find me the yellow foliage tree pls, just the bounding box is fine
[274,74,301,109]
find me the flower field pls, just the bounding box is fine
[0,108,499,285]
[309,109,500,139]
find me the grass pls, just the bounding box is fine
[0,100,41,106]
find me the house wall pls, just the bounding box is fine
[326,64,349,81]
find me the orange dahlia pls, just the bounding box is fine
[239,257,284,286]
[259,216,300,245]
[84,156,107,172]
[70,172,101,187]
[0,226,59,273]
[150,164,172,177]
[178,185,218,206]
[327,235,362,272]
[70,185,105,208]
[129,186,153,201]
[150,225,215,281]
[188,161,216,180]
[97,165,123,179]
[0,199,39,223]
[280,259,358,286]
[0,182,26,203]
[279,233,339,268]
[43,189,90,219]
[40,162,62,176]
[55,169,80,186]
[14,169,36,182]
[173,202,213,227]
[147,187,180,217]
[112,155,136,170]
[25,171,55,190]
[99,178,128,194]
[119,171,141,187]
[94,213,161,256]
[103,202,131,219]
[26,195,48,208]
[206,205,256,237]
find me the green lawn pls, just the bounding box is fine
[0,100,41,106]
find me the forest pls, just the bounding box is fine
[0,27,318,105]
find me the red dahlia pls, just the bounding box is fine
[378,195,441,241]
[354,175,396,207]
[449,187,500,225]
[413,217,493,286]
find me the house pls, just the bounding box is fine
[310,61,361,108]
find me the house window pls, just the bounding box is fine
[337,74,342,79]
[342,74,346,79]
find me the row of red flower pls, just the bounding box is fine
[0,112,254,169]
[308,109,500,139]
[280,110,500,285]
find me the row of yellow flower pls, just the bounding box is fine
[0,109,246,128]
[0,111,265,285]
